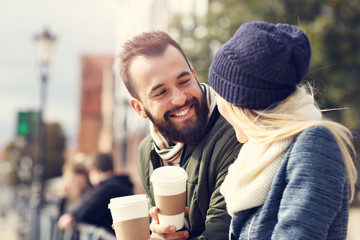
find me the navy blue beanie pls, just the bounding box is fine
[209,21,311,110]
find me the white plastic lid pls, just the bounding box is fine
[108,194,148,209]
[150,166,188,185]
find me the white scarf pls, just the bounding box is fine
[221,138,293,216]
[220,91,322,216]
[150,83,217,165]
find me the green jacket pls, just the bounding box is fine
[138,107,242,239]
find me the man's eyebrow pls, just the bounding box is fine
[150,83,164,94]
[177,71,191,79]
[149,71,191,94]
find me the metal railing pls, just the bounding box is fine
[38,210,116,240]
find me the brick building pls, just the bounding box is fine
[77,55,114,156]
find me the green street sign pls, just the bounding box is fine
[17,112,30,136]
[17,111,40,136]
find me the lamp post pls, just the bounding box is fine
[30,28,56,240]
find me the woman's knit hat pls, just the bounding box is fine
[209,21,311,110]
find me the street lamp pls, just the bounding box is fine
[34,28,56,106]
[34,29,56,66]
[30,28,56,240]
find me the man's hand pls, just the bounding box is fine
[57,213,76,230]
[148,206,189,240]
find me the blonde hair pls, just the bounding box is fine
[223,86,357,202]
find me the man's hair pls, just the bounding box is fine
[118,31,191,99]
[93,153,114,172]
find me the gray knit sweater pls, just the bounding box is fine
[230,126,349,240]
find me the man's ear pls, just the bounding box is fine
[130,98,148,119]
[191,68,199,83]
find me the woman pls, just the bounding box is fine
[209,21,357,239]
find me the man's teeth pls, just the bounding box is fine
[175,107,189,117]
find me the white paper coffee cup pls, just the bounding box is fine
[150,166,188,230]
[108,194,150,240]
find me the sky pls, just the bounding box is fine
[0,0,208,154]
[0,0,119,150]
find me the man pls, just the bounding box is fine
[119,31,242,239]
[57,153,133,234]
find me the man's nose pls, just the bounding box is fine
[171,88,186,106]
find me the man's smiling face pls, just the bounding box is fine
[129,45,209,143]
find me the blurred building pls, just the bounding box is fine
[77,55,114,156]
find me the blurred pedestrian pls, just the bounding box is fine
[57,153,91,216]
[57,153,133,234]
[209,20,358,239]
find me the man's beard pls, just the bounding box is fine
[145,94,209,144]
